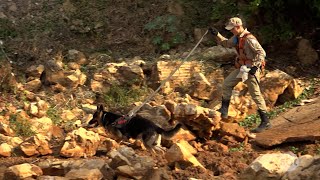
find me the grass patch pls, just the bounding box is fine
[46,107,63,125]
[103,82,149,111]
[229,142,245,152]
[9,114,36,138]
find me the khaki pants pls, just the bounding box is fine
[222,68,267,112]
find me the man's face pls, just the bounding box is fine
[230,26,241,35]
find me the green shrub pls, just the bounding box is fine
[144,15,185,51]
[9,114,36,138]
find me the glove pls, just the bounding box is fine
[249,66,258,75]
[208,27,219,36]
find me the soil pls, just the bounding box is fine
[1,1,320,179]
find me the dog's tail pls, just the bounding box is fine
[158,123,182,138]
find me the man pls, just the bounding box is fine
[209,17,271,133]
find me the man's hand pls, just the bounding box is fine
[249,66,258,75]
[208,27,219,36]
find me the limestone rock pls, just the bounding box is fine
[60,127,100,158]
[165,141,204,169]
[297,38,319,65]
[240,153,297,179]
[4,163,43,179]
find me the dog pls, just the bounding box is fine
[88,105,182,152]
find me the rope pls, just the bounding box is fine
[127,30,209,117]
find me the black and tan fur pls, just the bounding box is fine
[88,105,182,152]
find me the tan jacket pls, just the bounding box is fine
[216,29,266,67]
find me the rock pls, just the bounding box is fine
[162,128,196,147]
[277,79,305,104]
[219,122,247,141]
[297,38,319,65]
[136,103,172,125]
[203,140,229,153]
[24,79,42,92]
[190,72,216,100]
[0,143,13,157]
[65,168,103,180]
[260,69,294,108]
[149,61,202,93]
[165,141,204,169]
[31,117,53,138]
[60,127,100,158]
[282,155,320,180]
[173,103,220,139]
[67,49,87,65]
[26,65,45,78]
[0,122,15,136]
[20,134,52,156]
[201,46,237,62]
[4,163,43,179]
[240,152,297,179]
[253,97,320,147]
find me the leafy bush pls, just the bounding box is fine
[144,15,185,51]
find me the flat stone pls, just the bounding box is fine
[253,97,320,147]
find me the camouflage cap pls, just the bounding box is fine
[225,17,243,30]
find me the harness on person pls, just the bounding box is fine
[235,33,266,72]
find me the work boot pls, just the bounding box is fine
[219,99,230,120]
[251,109,271,133]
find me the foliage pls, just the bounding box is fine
[103,81,148,111]
[289,146,300,154]
[288,145,306,155]
[239,113,260,128]
[211,0,238,21]
[144,15,185,51]
[9,114,36,138]
[0,19,18,39]
[209,0,320,44]
[46,107,63,125]
[229,142,245,152]
[65,0,112,36]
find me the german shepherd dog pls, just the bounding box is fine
[88,105,182,152]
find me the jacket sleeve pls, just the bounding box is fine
[246,37,266,67]
[216,33,237,48]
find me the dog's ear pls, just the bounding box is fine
[98,104,104,111]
